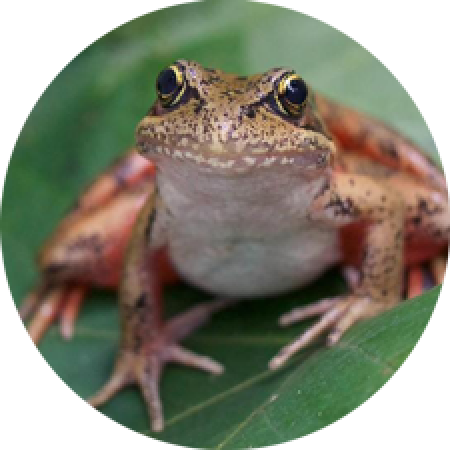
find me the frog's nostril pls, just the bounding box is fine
[246,108,256,119]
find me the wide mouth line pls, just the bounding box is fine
[137,140,331,172]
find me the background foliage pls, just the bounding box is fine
[1,0,440,447]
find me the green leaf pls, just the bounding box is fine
[1,1,441,448]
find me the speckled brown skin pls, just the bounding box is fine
[22,61,449,431]
[316,95,447,191]
[336,154,449,268]
[268,173,406,364]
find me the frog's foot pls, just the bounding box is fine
[407,265,426,299]
[88,297,234,432]
[431,254,447,285]
[89,345,222,432]
[20,284,87,343]
[406,253,447,299]
[269,295,378,370]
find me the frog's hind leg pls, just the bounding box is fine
[406,253,447,299]
[406,266,425,299]
[316,95,446,191]
[22,284,87,343]
[390,173,449,296]
[431,254,447,285]
[19,287,44,322]
[21,151,156,343]
[22,286,64,343]
[59,284,88,339]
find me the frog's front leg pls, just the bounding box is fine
[88,190,232,432]
[270,173,405,369]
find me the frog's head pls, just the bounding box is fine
[136,60,335,174]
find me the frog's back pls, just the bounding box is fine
[316,94,446,192]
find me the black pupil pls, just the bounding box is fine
[285,78,307,105]
[157,69,178,95]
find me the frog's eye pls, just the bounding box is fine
[156,65,186,107]
[274,73,308,116]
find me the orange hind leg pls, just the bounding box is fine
[20,149,162,344]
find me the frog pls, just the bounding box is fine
[20,60,449,432]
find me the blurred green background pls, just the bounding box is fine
[1,0,440,448]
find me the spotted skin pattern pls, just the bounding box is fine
[314,173,405,304]
[137,60,332,172]
[316,95,447,191]
[22,60,449,431]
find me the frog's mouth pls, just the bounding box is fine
[139,142,331,173]
[136,133,335,174]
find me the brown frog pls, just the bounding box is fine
[21,60,449,431]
